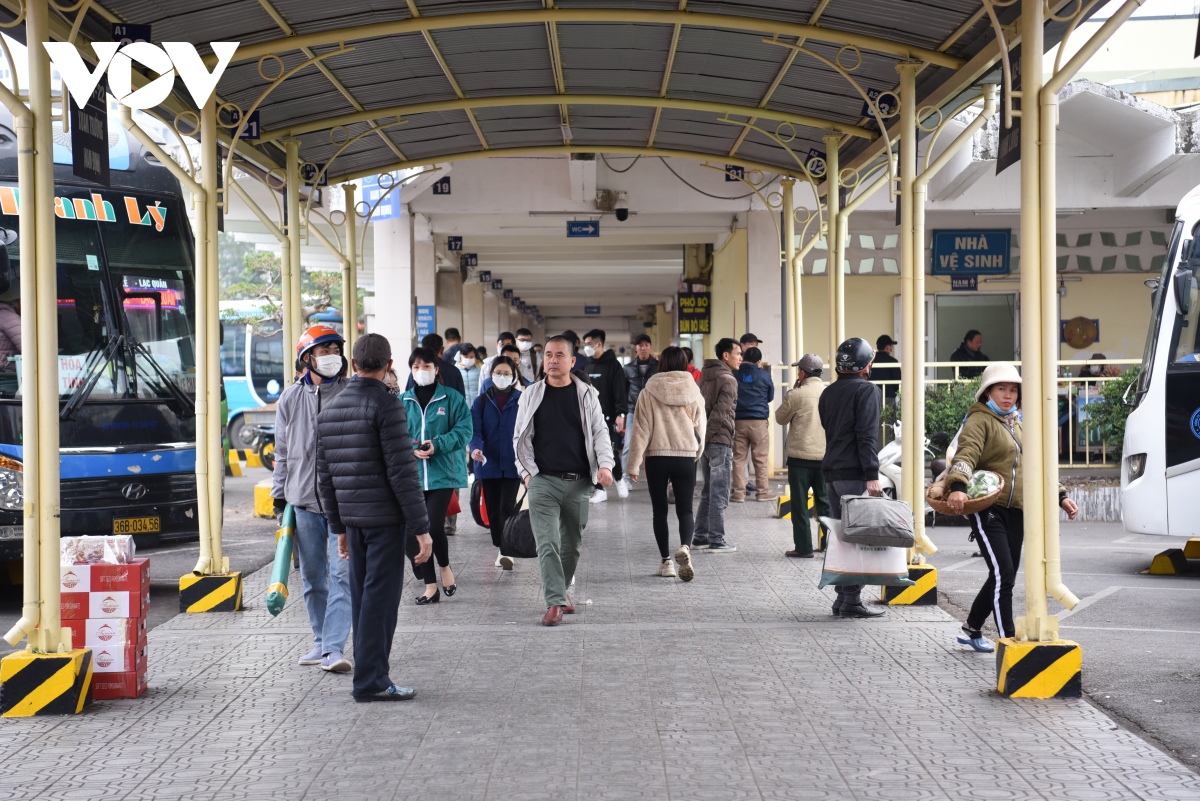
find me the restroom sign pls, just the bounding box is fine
[931,229,1011,276]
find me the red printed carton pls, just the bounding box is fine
[62,617,148,649]
[91,635,147,674]
[61,590,150,620]
[91,664,147,700]
[60,558,149,594]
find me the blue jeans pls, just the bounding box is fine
[621,406,635,476]
[295,506,352,656]
[695,443,732,544]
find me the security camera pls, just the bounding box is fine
[614,191,629,222]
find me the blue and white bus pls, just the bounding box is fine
[0,108,200,558]
[219,301,284,449]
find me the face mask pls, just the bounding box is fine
[312,354,342,378]
[583,345,597,358]
[413,369,436,387]
[1089,365,1100,375]
[387,384,401,398]
[986,398,1016,417]
[517,340,533,352]
[492,374,514,390]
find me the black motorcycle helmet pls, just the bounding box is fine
[836,337,874,373]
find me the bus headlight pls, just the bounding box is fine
[0,456,22,511]
[1127,453,1147,482]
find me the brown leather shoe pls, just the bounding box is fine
[562,596,575,614]
[541,606,564,626]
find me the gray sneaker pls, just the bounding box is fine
[707,542,737,553]
[299,646,324,666]
[321,651,352,673]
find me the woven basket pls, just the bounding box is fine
[926,471,1004,516]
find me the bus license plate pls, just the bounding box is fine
[113,516,160,535]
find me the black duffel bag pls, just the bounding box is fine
[500,487,537,559]
[470,480,486,528]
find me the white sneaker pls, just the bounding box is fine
[658,558,677,577]
[616,479,630,499]
[495,550,503,567]
[499,555,514,571]
[675,545,694,582]
[589,488,608,504]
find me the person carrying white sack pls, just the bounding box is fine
[945,362,1079,653]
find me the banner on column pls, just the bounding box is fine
[677,291,711,335]
[416,305,435,339]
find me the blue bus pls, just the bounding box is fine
[0,108,200,558]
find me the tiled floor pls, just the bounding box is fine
[3,487,1199,800]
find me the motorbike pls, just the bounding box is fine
[877,423,936,520]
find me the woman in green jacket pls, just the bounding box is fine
[946,362,1079,652]
[400,346,473,604]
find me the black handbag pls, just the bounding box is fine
[470,480,486,528]
[500,487,538,559]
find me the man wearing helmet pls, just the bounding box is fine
[818,337,886,619]
[271,324,355,672]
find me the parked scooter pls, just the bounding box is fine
[877,423,935,519]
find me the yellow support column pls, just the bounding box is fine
[824,135,842,357]
[343,183,358,357]
[782,177,798,380]
[897,62,919,518]
[202,101,227,580]
[283,140,302,384]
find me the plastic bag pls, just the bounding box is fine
[966,470,1002,500]
[817,517,913,588]
[61,535,136,565]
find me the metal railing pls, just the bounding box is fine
[769,358,1139,469]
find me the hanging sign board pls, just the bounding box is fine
[725,165,744,182]
[951,275,978,291]
[361,173,401,220]
[584,305,601,315]
[931,230,1011,276]
[567,221,599,237]
[677,291,711,334]
[447,236,462,251]
[491,280,503,291]
[432,176,451,195]
[478,270,491,283]
[460,253,478,269]
[996,43,1022,175]
[70,77,110,186]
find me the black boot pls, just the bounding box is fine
[840,603,885,619]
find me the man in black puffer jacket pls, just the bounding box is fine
[317,333,432,702]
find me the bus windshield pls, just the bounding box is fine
[0,186,196,404]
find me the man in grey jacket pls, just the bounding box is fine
[271,325,353,673]
[513,335,614,626]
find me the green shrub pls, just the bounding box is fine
[1085,369,1138,461]
[877,378,981,455]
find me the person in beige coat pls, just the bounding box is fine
[626,346,707,581]
[773,354,830,557]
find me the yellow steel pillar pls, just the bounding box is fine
[283,140,302,381]
[201,100,225,575]
[343,183,358,357]
[897,62,920,517]
[782,177,798,380]
[824,134,843,354]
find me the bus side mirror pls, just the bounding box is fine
[1174,264,1194,316]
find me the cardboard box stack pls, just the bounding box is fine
[60,536,149,700]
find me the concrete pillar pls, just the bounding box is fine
[708,226,748,352]
[746,210,786,472]
[437,270,464,342]
[462,279,484,346]
[413,213,436,344]
[373,205,414,355]
[483,289,500,351]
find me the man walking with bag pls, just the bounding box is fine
[818,338,885,619]
[513,335,615,626]
[316,333,434,701]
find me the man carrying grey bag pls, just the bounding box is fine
[513,335,615,627]
[818,337,885,619]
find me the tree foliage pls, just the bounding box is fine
[1086,369,1138,461]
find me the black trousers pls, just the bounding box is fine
[826,479,867,605]
[646,456,697,558]
[609,426,624,482]
[406,487,454,585]
[967,506,1024,639]
[347,523,406,698]
[481,477,521,548]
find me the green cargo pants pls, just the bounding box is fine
[787,465,829,554]
[527,473,592,608]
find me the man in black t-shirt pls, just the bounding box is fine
[513,336,615,626]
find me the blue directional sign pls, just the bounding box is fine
[447,236,462,251]
[585,305,601,315]
[931,229,1011,276]
[416,305,435,338]
[567,220,600,238]
[361,173,402,220]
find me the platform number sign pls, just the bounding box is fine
[433,177,451,195]
[301,163,327,187]
[804,148,826,178]
[677,291,711,335]
[725,165,745,182]
[228,108,261,141]
[861,88,897,118]
[447,236,462,251]
[491,280,503,291]
[478,270,491,283]
[460,253,478,269]
[111,23,151,45]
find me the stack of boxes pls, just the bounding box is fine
[60,546,150,700]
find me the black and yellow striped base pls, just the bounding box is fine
[776,494,792,519]
[0,649,93,717]
[995,639,1082,698]
[881,565,938,605]
[179,572,244,613]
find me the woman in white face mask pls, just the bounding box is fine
[398,347,473,604]
[468,356,525,569]
[456,344,481,398]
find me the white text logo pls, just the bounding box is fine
[44,41,238,111]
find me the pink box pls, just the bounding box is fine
[91,665,147,700]
[61,591,149,620]
[60,559,149,594]
[62,617,147,648]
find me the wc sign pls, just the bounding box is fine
[45,41,239,111]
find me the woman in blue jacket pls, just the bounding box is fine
[399,346,473,604]
[469,355,523,570]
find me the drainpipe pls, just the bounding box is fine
[0,81,38,646]
[342,183,358,358]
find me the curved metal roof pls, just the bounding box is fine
[25,0,1067,182]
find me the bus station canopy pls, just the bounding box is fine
[26,0,1092,183]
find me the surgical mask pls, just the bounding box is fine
[413,369,436,387]
[387,383,401,398]
[312,354,342,378]
[1089,365,1101,376]
[517,340,533,352]
[492,374,514,390]
[583,345,597,358]
[986,398,1016,417]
